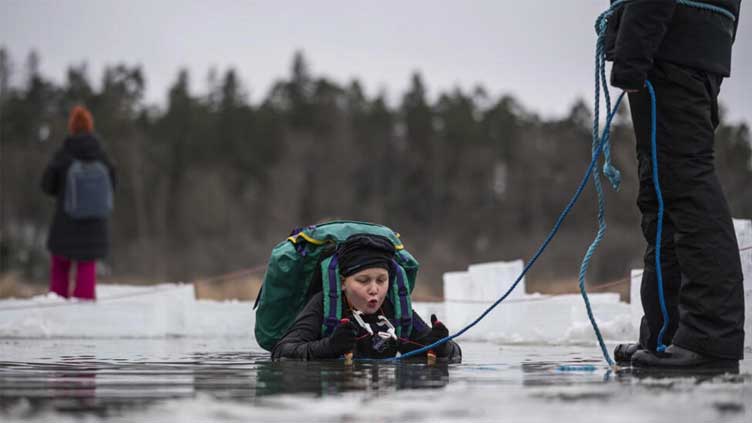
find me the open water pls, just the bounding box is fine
[0,338,749,422]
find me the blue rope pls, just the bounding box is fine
[390,0,630,364]
[390,92,625,362]
[557,365,597,372]
[602,0,736,23]
[596,7,621,191]
[379,0,732,365]
[574,100,621,367]
[574,0,628,368]
[646,80,669,353]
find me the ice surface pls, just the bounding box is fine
[1,340,748,423]
[0,284,251,338]
[734,218,752,292]
[436,293,632,344]
[1,229,749,423]
[441,271,473,302]
[443,260,526,301]
[737,219,752,348]
[440,258,633,344]
[630,269,642,334]
[2,218,748,347]
[467,260,527,300]
[0,283,634,345]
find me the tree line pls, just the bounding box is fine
[1,49,750,294]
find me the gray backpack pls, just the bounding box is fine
[63,159,113,219]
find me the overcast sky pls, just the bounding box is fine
[2,0,751,124]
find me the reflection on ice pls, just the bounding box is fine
[2,340,748,422]
[0,294,749,421]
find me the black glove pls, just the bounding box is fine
[328,319,358,356]
[422,314,450,357]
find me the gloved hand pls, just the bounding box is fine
[422,314,450,357]
[328,318,358,356]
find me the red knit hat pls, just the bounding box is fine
[68,105,94,135]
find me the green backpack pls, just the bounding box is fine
[254,220,420,351]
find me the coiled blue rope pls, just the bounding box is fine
[575,1,627,368]
[677,0,736,21]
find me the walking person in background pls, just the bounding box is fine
[606,0,744,368]
[41,105,116,300]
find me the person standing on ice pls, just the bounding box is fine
[41,105,116,300]
[605,0,744,368]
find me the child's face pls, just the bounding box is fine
[341,267,389,314]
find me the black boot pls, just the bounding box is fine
[631,345,738,370]
[614,343,643,364]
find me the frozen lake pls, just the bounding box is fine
[1,217,750,423]
[1,338,749,422]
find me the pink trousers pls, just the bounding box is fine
[49,255,97,300]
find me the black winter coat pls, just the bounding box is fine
[272,291,462,362]
[41,134,116,261]
[605,0,740,90]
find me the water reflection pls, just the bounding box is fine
[0,352,452,416]
[254,360,450,397]
[1,342,749,421]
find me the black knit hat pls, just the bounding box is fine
[337,234,396,277]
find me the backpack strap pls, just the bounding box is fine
[390,259,413,338]
[64,160,82,214]
[320,255,342,337]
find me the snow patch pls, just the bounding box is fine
[2,218,747,347]
[0,284,251,338]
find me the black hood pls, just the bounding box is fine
[63,134,103,160]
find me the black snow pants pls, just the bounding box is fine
[628,61,745,360]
